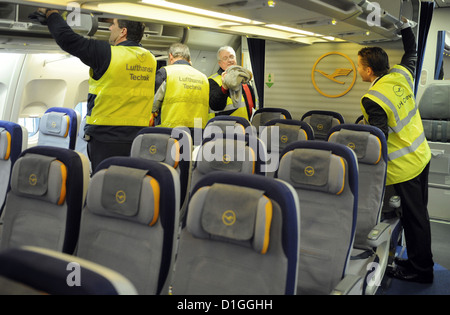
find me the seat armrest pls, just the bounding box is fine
[330,274,362,295]
[367,222,391,247]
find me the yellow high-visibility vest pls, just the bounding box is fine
[87,45,156,126]
[361,64,431,185]
[160,64,209,128]
[209,72,249,120]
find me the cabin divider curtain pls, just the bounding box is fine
[435,31,445,80]
[247,38,265,109]
[415,1,435,96]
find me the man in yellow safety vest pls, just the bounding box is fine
[358,18,433,283]
[153,43,209,130]
[209,46,256,121]
[40,8,156,172]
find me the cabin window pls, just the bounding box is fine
[74,101,88,119]
[18,117,40,138]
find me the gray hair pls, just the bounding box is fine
[169,43,191,62]
[217,46,236,61]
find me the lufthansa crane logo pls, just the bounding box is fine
[223,154,231,164]
[115,190,126,204]
[393,85,404,97]
[136,50,147,62]
[280,135,288,143]
[222,210,236,226]
[347,142,356,150]
[312,52,357,98]
[29,174,37,186]
[304,166,315,177]
[149,145,157,155]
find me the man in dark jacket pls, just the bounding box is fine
[38,8,156,172]
[358,18,433,283]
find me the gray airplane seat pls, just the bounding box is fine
[301,110,345,141]
[75,156,180,295]
[131,127,192,220]
[250,107,292,135]
[191,133,267,190]
[37,107,80,150]
[204,115,255,137]
[169,171,300,295]
[419,82,450,142]
[0,146,90,254]
[328,124,393,295]
[0,246,138,295]
[0,120,28,216]
[276,140,359,295]
[260,119,314,177]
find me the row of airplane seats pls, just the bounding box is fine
[0,106,398,295]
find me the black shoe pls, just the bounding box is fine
[394,257,412,268]
[390,266,434,284]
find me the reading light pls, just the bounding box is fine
[267,1,276,7]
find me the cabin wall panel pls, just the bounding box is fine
[264,40,404,124]
[0,53,26,121]
[10,53,89,122]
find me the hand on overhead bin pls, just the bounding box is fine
[29,8,59,25]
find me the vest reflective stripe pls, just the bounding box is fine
[390,67,414,91]
[209,72,249,120]
[361,64,431,185]
[366,89,418,134]
[87,46,156,126]
[160,64,209,128]
[388,132,427,161]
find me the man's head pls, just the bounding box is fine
[168,43,191,65]
[217,46,237,71]
[357,47,390,82]
[109,18,145,45]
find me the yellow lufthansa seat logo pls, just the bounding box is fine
[347,142,356,150]
[222,210,236,226]
[305,166,315,177]
[149,145,157,155]
[116,190,126,204]
[51,121,57,128]
[280,135,288,143]
[223,154,231,164]
[29,174,37,186]
[312,52,357,98]
[317,124,324,131]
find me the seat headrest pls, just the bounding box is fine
[261,123,308,153]
[203,121,246,137]
[130,133,179,169]
[40,112,70,138]
[195,139,255,174]
[278,148,346,195]
[0,128,11,160]
[87,165,160,226]
[187,183,273,254]
[328,129,382,165]
[254,111,286,127]
[303,114,340,139]
[419,83,450,119]
[10,153,67,205]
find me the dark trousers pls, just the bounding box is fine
[87,136,133,173]
[393,162,434,273]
